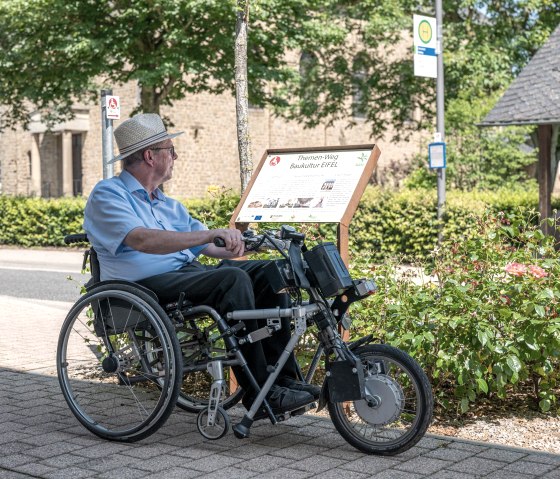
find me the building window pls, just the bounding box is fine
[72,134,83,196]
[352,54,369,119]
[299,51,319,104]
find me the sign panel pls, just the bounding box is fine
[429,142,446,168]
[413,14,437,78]
[106,95,121,120]
[235,147,376,223]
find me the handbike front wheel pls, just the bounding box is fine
[328,343,433,455]
[57,284,182,442]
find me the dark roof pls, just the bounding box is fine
[480,24,560,127]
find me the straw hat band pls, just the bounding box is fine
[117,130,169,156]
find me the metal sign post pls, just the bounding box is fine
[435,0,446,245]
[100,89,114,179]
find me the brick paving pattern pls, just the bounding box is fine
[1,294,559,478]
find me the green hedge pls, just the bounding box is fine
[0,187,556,257]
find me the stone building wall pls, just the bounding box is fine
[0,83,426,199]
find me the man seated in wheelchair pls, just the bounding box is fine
[83,113,320,417]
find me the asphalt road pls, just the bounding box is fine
[0,268,86,302]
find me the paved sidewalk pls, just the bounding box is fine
[1,295,559,478]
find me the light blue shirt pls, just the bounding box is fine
[83,170,208,281]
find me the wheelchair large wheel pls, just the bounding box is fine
[57,284,182,442]
[175,314,244,413]
[328,344,433,455]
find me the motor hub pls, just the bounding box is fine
[354,374,405,426]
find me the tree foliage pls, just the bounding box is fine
[0,0,558,150]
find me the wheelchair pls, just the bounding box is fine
[57,225,433,455]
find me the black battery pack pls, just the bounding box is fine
[304,243,353,297]
[263,259,295,293]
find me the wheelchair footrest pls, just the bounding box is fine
[233,416,253,439]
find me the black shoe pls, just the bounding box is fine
[277,376,321,400]
[243,385,314,420]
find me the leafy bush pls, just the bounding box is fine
[0,196,86,246]
[0,187,557,261]
[350,211,560,413]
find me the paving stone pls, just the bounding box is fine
[0,453,35,468]
[25,441,84,459]
[429,471,477,479]
[79,453,140,473]
[239,454,295,473]
[476,449,527,463]
[395,456,452,475]
[71,442,132,458]
[252,467,314,479]
[502,459,555,476]
[122,443,181,459]
[0,471,33,479]
[484,470,535,479]
[254,432,312,449]
[371,470,425,479]
[299,432,345,449]
[222,443,277,459]
[308,470,369,479]
[43,466,97,479]
[448,456,505,476]
[134,454,197,472]
[171,444,228,459]
[41,454,89,468]
[177,453,243,473]
[418,436,453,449]
[341,455,400,473]
[96,466,153,479]
[425,447,476,462]
[289,455,347,473]
[311,444,364,461]
[269,444,325,460]
[13,461,59,476]
[448,442,489,454]
[141,466,203,479]
[195,466,258,479]
[525,454,560,465]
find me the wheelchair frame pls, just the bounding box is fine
[57,229,433,454]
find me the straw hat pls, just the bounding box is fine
[109,113,184,163]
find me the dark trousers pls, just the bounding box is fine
[137,259,298,390]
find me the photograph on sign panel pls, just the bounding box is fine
[321,179,336,191]
[294,198,313,208]
[279,198,297,208]
[264,198,279,208]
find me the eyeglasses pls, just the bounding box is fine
[150,146,176,157]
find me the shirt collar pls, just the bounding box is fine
[119,170,166,202]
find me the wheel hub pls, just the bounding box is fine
[101,354,120,373]
[354,374,405,426]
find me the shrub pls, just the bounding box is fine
[349,211,560,414]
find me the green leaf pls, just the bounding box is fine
[534,304,546,317]
[539,399,551,413]
[460,397,469,413]
[476,378,489,394]
[506,355,522,373]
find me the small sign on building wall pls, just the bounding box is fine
[106,95,121,120]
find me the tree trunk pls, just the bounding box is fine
[235,0,253,193]
[139,84,160,115]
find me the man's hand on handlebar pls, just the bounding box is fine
[209,228,245,257]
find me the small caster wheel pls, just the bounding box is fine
[197,406,230,440]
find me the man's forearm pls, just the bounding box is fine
[125,227,212,254]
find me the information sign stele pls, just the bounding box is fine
[230,144,381,265]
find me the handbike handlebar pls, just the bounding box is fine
[64,233,89,245]
[213,229,290,252]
